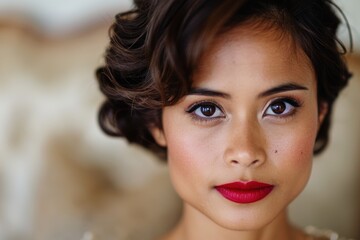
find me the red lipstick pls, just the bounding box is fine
[215,181,274,204]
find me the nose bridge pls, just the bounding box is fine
[224,115,266,167]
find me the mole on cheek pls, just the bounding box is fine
[274,150,278,154]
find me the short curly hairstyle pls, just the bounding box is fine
[96,0,352,159]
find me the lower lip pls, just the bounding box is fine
[215,184,274,204]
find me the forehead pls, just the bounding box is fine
[193,23,315,88]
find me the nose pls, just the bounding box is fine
[223,118,266,168]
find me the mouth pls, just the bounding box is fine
[215,181,274,204]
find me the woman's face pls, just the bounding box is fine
[153,25,325,230]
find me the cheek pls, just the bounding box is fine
[163,118,225,204]
[163,123,209,193]
[168,135,217,172]
[271,105,319,161]
[162,108,218,177]
[278,128,316,161]
[280,135,314,179]
[167,136,198,175]
[166,138,208,205]
[268,118,318,189]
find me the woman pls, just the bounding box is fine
[96,0,353,239]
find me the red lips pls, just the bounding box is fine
[215,181,274,204]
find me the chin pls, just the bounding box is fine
[209,210,279,232]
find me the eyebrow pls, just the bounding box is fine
[258,83,308,98]
[188,88,231,98]
[188,83,308,99]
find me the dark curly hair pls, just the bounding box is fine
[96,0,352,159]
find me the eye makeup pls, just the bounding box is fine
[185,100,226,123]
[184,95,304,125]
[262,97,303,120]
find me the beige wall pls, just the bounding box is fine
[0,19,181,240]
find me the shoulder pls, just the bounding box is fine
[304,226,356,240]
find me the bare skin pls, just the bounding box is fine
[153,22,327,240]
[160,208,313,240]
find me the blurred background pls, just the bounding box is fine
[0,0,359,239]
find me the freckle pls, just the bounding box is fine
[275,150,278,153]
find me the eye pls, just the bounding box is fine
[187,102,225,120]
[264,98,300,117]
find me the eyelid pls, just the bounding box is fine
[186,100,225,113]
[185,100,226,122]
[262,97,302,117]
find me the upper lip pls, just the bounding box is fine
[215,181,273,190]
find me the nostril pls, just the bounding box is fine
[229,159,260,166]
[230,159,239,164]
[252,159,259,165]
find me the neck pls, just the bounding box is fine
[163,203,302,240]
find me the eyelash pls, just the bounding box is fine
[185,97,302,123]
[263,97,302,119]
[186,100,225,123]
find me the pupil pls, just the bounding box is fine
[201,105,215,116]
[271,102,286,114]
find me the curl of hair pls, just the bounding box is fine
[97,0,352,159]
